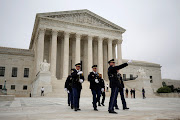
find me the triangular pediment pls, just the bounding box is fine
[37,9,125,32]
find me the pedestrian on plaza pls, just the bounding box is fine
[41,87,44,96]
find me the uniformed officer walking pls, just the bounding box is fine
[64,69,75,109]
[88,65,104,111]
[71,63,84,111]
[98,74,105,106]
[114,70,129,110]
[108,59,132,114]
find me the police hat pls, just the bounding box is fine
[75,63,81,67]
[108,59,115,64]
[92,65,97,68]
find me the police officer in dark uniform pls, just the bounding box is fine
[88,65,103,111]
[108,59,132,114]
[98,73,105,106]
[64,69,75,109]
[114,70,129,110]
[71,63,84,111]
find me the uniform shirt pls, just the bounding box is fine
[64,75,73,91]
[41,88,44,92]
[108,63,128,88]
[71,69,84,89]
[88,71,102,90]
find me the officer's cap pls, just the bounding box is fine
[92,65,97,68]
[75,63,81,67]
[108,59,115,64]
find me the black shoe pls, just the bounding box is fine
[94,108,98,111]
[71,105,74,109]
[115,107,119,110]
[68,104,70,106]
[109,111,118,114]
[98,104,101,106]
[77,108,81,111]
[123,107,129,110]
[101,103,105,106]
[74,108,78,111]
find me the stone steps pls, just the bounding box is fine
[45,79,158,98]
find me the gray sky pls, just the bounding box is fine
[0,0,180,80]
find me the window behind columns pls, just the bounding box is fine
[11,85,15,90]
[24,68,29,78]
[12,67,18,77]
[23,85,27,90]
[0,66,5,77]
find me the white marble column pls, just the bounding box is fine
[112,43,116,59]
[50,30,58,77]
[117,40,123,64]
[98,37,103,77]
[62,31,70,79]
[36,28,45,73]
[75,33,81,64]
[88,35,93,73]
[108,38,113,61]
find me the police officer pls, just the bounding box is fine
[64,69,75,109]
[88,65,104,111]
[98,74,105,106]
[71,63,84,111]
[114,70,129,110]
[108,59,132,114]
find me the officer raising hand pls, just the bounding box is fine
[108,59,132,114]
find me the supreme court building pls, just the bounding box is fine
[0,10,162,97]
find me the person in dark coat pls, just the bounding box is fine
[88,65,103,111]
[142,87,146,99]
[130,89,133,98]
[133,88,136,98]
[114,70,129,110]
[64,69,75,109]
[98,74,105,106]
[125,88,129,98]
[71,63,84,111]
[107,59,132,114]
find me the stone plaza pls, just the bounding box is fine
[0,97,180,120]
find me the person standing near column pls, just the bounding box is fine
[108,59,132,114]
[88,65,102,111]
[106,84,109,92]
[126,88,129,98]
[41,87,44,96]
[130,89,133,98]
[71,63,84,111]
[142,87,146,99]
[133,88,136,98]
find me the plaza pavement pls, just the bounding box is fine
[0,97,180,120]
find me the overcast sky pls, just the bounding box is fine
[0,0,180,80]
